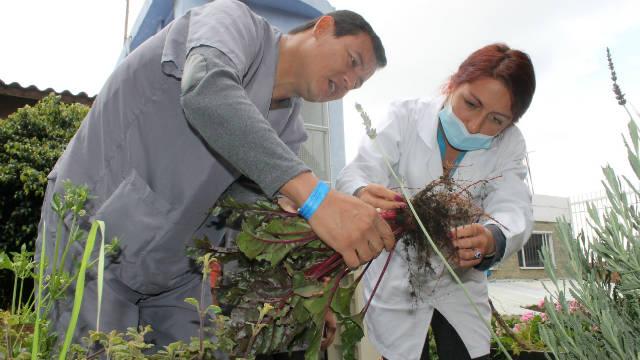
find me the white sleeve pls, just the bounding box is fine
[336,100,411,196]
[482,126,534,262]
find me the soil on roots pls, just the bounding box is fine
[390,175,488,299]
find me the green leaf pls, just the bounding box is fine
[304,327,323,360]
[293,273,324,298]
[628,119,639,154]
[95,220,106,333]
[59,220,100,360]
[256,242,295,267]
[331,283,357,317]
[207,304,222,315]
[340,317,365,360]
[184,298,199,309]
[0,252,12,270]
[236,231,267,259]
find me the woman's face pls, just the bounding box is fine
[449,77,514,137]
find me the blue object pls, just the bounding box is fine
[439,102,494,151]
[437,124,466,177]
[298,181,330,220]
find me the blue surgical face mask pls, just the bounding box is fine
[439,101,494,151]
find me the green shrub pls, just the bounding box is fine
[0,93,86,253]
[0,94,87,308]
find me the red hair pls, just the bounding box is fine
[445,43,536,122]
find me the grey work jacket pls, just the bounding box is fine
[38,0,307,295]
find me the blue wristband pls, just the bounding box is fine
[298,181,330,220]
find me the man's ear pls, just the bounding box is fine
[312,15,335,39]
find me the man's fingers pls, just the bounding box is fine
[368,236,385,253]
[341,250,360,269]
[355,241,375,264]
[375,216,396,251]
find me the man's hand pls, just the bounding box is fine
[309,190,394,267]
[355,183,406,210]
[280,173,396,268]
[450,223,496,269]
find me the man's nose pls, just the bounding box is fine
[342,73,357,91]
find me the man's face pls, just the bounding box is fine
[301,18,378,102]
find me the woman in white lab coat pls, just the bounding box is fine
[336,43,536,360]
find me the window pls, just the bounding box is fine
[518,232,554,269]
[298,101,331,182]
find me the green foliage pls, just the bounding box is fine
[1,183,233,359]
[538,102,640,357]
[193,198,364,359]
[0,93,87,252]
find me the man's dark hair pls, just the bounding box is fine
[289,10,387,67]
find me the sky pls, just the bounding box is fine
[1,0,639,199]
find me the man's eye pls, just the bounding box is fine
[493,116,504,126]
[464,99,477,108]
[350,55,357,67]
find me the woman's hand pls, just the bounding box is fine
[356,184,407,210]
[450,223,496,268]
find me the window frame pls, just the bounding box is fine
[298,101,332,182]
[518,231,555,270]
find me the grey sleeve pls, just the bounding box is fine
[474,224,507,271]
[180,46,310,197]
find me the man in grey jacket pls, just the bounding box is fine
[37,0,393,348]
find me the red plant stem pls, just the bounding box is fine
[305,252,342,277]
[321,266,351,327]
[361,244,396,316]
[221,207,300,217]
[266,229,315,236]
[310,257,345,281]
[380,209,397,221]
[250,231,317,244]
[393,227,404,236]
[355,260,372,285]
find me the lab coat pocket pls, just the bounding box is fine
[93,169,174,293]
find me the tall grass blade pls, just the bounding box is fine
[59,220,100,360]
[95,220,105,333]
[31,222,46,360]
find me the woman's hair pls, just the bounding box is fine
[445,43,536,122]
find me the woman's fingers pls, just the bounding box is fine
[358,184,406,210]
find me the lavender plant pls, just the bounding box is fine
[538,48,640,360]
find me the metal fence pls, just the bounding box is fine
[570,184,640,241]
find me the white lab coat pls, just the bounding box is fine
[336,97,533,359]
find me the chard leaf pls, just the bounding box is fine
[237,231,267,259]
[340,316,365,360]
[331,283,358,317]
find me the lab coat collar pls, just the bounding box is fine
[417,95,446,150]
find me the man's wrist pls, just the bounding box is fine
[279,171,317,207]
